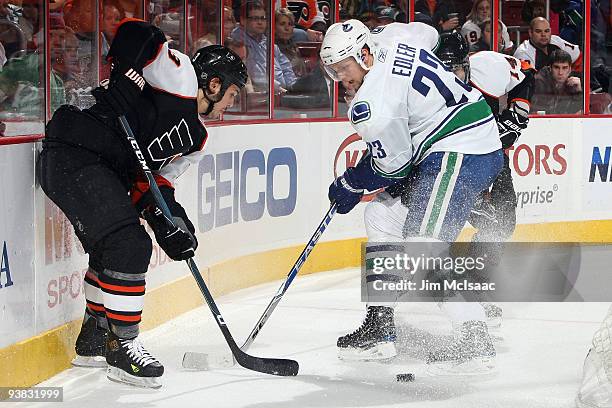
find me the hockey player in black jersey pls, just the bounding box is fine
[38,19,247,388]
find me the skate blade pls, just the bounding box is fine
[106,366,162,389]
[427,356,496,377]
[182,351,235,370]
[72,355,107,368]
[338,342,397,362]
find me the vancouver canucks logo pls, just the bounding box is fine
[342,23,353,32]
[351,101,371,124]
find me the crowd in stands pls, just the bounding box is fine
[0,0,610,132]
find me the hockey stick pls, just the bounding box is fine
[118,115,299,377]
[183,203,337,369]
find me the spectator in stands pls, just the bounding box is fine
[116,0,140,18]
[101,1,121,55]
[514,17,581,70]
[461,0,489,45]
[190,5,228,52]
[275,8,307,77]
[225,37,255,93]
[469,19,514,53]
[276,4,324,43]
[358,9,378,29]
[414,0,461,32]
[376,6,406,25]
[551,0,583,44]
[18,0,42,49]
[63,0,95,36]
[0,0,19,23]
[223,5,236,40]
[309,14,327,34]
[0,17,26,60]
[521,0,546,25]
[63,0,96,88]
[532,49,583,114]
[461,0,513,52]
[231,1,296,91]
[100,0,122,79]
[0,29,66,118]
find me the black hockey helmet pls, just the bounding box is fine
[191,44,248,94]
[435,31,470,81]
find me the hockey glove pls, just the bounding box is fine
[498,108,529,149]
[143,207,198,261]
[328,167,364,214]
[92,65,146,117]
[137,186,198,261]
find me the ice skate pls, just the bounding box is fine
[106,331,164,388]
[72,314,107,368]
[427,320,496,375]
[576,349,612,408]
[337,306,397,361]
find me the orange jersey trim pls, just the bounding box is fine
[105,312,142,322]
[98,281,146,293]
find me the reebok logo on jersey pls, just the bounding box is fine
[125,68,145,91]
[351,101,371,124]
[378,48,388,63]
[147,118,193,168]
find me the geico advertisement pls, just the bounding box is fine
[508,120,572,221]
[197,147,298,232]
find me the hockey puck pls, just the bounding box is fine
[396,373,415,382]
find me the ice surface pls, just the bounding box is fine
[20,268,610,408]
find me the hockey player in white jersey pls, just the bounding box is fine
[435,32,535,330]
[320,20,503,374]
[576,306,612,408]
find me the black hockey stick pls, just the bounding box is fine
[118,115,299,377]
[183,203,337,369]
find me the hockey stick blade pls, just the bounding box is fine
[232,344,299,376]
[181,204,337,371]
[118,116,299,377]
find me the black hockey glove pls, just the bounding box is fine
[328,167,364,214]
[143,207,198,261]
[498,109,529,149]
[92,65,145,117]
[137,186,198,261]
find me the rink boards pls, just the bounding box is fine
[1,118,611,387]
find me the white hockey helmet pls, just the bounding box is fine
[320,19,376,81]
